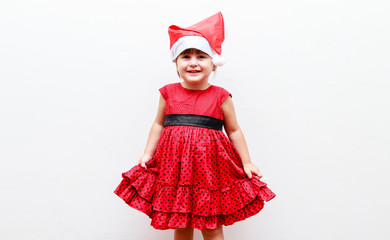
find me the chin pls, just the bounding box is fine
[184,79,203,84]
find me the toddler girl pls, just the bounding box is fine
[114,12,275,240]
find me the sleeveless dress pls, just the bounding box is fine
[114,82,276,230]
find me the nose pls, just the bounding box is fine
[189,56,198,67]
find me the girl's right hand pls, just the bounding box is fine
[138,154,152,169]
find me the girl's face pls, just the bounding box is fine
[175,49,215,85]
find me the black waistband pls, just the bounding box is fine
[164,114,223,131]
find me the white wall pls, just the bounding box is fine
[1,0,389,239]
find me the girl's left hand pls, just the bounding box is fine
[243,162,263,179]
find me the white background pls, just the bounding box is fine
[1,0,389,239]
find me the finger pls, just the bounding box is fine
[141,161,146,169]
[246,170,252,179]
[253,171,262,179]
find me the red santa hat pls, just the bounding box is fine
[168,12,226,66]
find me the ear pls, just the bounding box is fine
[212,65,217,71]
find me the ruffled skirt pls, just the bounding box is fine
[114,125,275,230]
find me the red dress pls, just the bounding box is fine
[114,82,276,230]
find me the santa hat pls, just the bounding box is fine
[168,12,225,66]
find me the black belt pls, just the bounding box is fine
[164,114,223,131]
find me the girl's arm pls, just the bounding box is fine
[221,96,263,179]
[138,95,166,168]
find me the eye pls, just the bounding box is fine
[181,55,190,59]
[198,55,207,59]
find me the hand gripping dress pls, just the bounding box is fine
[114,82,276,230]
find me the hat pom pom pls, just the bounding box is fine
[212,55,225,66]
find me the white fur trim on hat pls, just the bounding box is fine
[212,55,225,66]
[171,36,225,66]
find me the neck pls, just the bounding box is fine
[181,81,211,90]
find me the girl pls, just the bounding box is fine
[114,12,275,240]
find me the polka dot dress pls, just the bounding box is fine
[114,82,276,230]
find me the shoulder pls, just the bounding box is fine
[212,85,231,95]
[159,82,180,90]
[159,82,181,100]
[211,85,232,104]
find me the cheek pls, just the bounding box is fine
[204,61,214,70]
[177,66,185,73]
[176,62,186,70]
[206,63,214,72]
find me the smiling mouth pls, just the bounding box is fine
[187,70,201,73]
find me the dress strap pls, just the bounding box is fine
[164,114,223,131]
